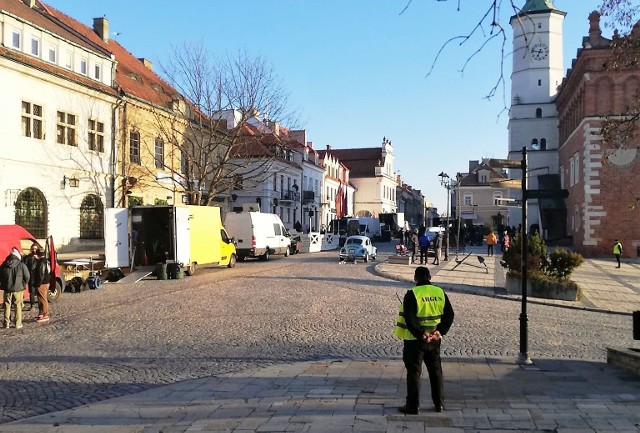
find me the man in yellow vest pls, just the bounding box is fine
[394,266,454,414]
[613,239,623,268]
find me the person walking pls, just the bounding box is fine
[486,231,497,256]
[410,229,419,264]
[394,266,454,415]
[501,231,510,253]
[418,232,430,265]
[613,239,623,268]
[33,248,51,323]
[433,232,442,265]
[1,247,30,329]
[22,243,38,311]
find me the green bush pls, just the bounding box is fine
[502,231,547,277]
[544,248,584,280]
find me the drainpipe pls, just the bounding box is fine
[110,96,123,208]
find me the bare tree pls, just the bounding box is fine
[138,43,295,206]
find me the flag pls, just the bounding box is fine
[336,184,344,218]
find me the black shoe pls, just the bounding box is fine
[398,405,419,415]
[435,404,445,412]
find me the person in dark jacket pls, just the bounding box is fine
[394,266,454,414]
[33,248,51,323]
[1,247,30,329]
[22,243,38,310]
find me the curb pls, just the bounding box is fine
[373,262,632,316]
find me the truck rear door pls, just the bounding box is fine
[174,206,191,265]
[104,208,129,268]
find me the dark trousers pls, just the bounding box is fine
[487,245,494,256]
[419,247,428,264]
[402,339,444,410]
[28,282,36,306]
[615,254,621,268]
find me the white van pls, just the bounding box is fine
[223,211,291,261]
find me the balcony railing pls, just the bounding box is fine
[280,190,300,202]
[302,190,315,202]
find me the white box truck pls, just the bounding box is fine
[104,205,237,275]
[223,211,291,261]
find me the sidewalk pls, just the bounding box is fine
[2,357,638,432]
[375,246,640,315]
[2,248,639,432]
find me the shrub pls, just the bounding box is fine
[502,231,547,277]
[544,248,584,280]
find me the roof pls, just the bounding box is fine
[322,147,384,178]
[459,161,507,186]
[520,0,558,13]
[1,0,181,107]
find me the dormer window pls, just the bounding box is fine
[48,46,57,63]
[11,30,21,49]
[80,58,87,75]
[94,64,101,80]
[31,37,40,57]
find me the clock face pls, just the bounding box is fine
[531,42,549,61]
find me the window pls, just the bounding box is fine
[31,37,40,56]
[56,111,76,146]
[538,79,542,86]
[79,194,104,239]
[154,138,164,168]
[569,156,576,186]
[12,30,21,49]
[88,120,104,152]
[531,138,539,150]
[48,46,57,63]
[64,51,72,69]
[559,165,565,189]
[130,131,140,164]
[180,149,187,174]
[573,153,580,185]
[14,188,47,238]
[80,58,87,75]
[493,192,503,205]
[21,101,43,139]
[540,138,547,150]
[479,173,488,183]
[273,173,277,191]
[464,194,473,206]
[536,108,542,118]
[94,64,101,80]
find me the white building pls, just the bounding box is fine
[508,0,566,232]
[0,1,118,246]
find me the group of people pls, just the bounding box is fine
[1,244,51,329]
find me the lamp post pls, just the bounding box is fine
[438,172,451,261]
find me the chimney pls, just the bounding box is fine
[326,144,331,152]
[138,58,153,70]
[23,0,35,7]
[93,17,109,43]
[307,141,313,149]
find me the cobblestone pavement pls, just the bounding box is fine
[0,243,636,424]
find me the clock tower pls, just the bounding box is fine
[508,0,566,232]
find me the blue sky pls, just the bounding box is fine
[49,0,609,212]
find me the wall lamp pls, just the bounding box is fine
[63,175,80,188]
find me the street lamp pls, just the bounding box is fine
[438,172,452,261]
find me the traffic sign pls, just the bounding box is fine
[525,189,569,199]
[488,158,522,169]
[490,178,522,188]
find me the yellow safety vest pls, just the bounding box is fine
[394,284,446,340]
[613,242,622,254]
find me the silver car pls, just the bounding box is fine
[339,235,377,263]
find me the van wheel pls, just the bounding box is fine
[284,248,290,257]
[186,263,196,276]
[260,250,270,261]
[48,280,62,303]
[228,254,237,268]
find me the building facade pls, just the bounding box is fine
[556,12,640,257]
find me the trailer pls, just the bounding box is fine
[104,205,237,276]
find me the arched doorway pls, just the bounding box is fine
[14,187,48,238]
[80,194,104,239]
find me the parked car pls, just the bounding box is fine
[339,235,377,263]
[223,211,290,261]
